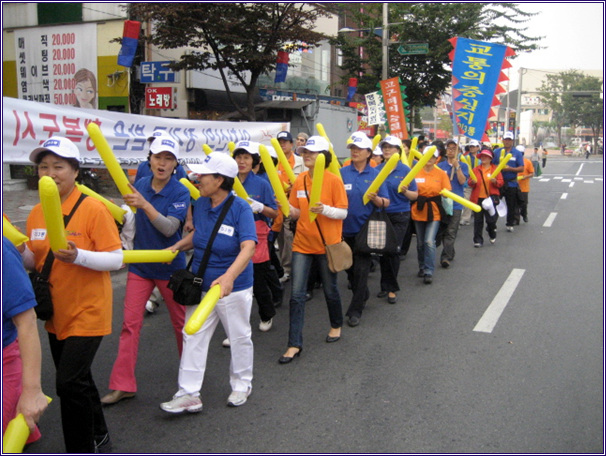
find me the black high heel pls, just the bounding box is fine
[278,347,302,364]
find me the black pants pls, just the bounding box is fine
[503,186,519,227]
[379,211,410,292]
[253,261,278,322]
[48,333,107,453]
[473,198,498,245]
[344,236,371,319]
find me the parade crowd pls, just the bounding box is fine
[3,128,539,453]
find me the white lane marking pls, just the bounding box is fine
[569,182,575,188]
[562,179,571,183]
[543,212,557,227]
[539,178,551,182]
[554,176,563,180]
[584,180,594,184]
[473,269,525,333]
[576,163,584,176]
[574,177,583,181]
[561,193,568,200]
[597,178,603,182]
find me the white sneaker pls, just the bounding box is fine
[222,338,230,348]
[145,300,159,313]
[160,394,202,413]
[506,226,514,233]
[259,319,273,332]
[279,273,290,283]
[227,387,251,407]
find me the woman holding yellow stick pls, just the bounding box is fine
[22,136,123,453]
[161,152,257,412]
[101,136,190,406]
[279,136,348,363]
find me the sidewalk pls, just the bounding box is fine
[2,186,40,232]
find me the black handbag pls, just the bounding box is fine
[29,194,87,320]
[354,208,399,255]
[168,195,234,306]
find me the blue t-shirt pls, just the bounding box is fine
[129,176,191,280]
[376,161,418,213]
[240,172,277,225]
[493,147,524,188]
[135,160,188,183]
[437,160,469,210]
[3,237,37,349]
[340,163,389,237]
[192,195,257,292]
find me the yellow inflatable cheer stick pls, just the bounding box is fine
[461,155,477,183]
[179,178,200,200]
[490,153,513,181]
[75,183,127,224]
[316,123,342,179]
[228,141,236,156]
[87,122,136,213]
[259,145,290,217]
[3,396,52,454]
[398,146,437,192]
[371,134,382,151]
[3,216,29,247]
[440,189,481,213]
[202,144,213,156]
[233,177,251,202]
[308,153,325,222]
[363,153,399,205]
[184,284,221,335]
[405,137,418,165]
[38,176,67,252]
[122,249,179,264]
[270,138,296,185]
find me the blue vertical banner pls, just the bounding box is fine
[449,37,514,141]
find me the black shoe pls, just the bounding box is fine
[305,292,312,302]
[325,335,340,343]
[387,294,397,304]
[441,259,450,269]
[523,216,528,222]
[347,316,360,327]
[423,274,433,284]
[278,348,302,364]
[94,433,112,453]
[377,290,388,298]
[417,269,425,278]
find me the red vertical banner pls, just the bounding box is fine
[380,77,409,139]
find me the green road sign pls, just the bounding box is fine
[397,43,429,55]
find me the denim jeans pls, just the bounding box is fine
[414,220,440,276]
[288,252,343,349]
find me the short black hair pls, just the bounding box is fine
[233,149,260,168]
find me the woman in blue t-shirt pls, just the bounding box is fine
[161,152,257,413]
[101,136,190,406]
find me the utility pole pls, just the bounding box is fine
[382,2,389,81]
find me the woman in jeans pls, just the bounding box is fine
[279,136,348,363]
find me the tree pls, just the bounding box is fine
[538,70,604,147]
[128,3,330,120]
[332,3,543,112]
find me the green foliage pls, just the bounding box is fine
[128,3,330,120]
[332,3,543,110]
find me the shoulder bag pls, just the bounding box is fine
[168,194,234,306]
[29,193,87,320]
[354,206,399,255]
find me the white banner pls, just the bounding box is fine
[14,24,97,107]
[364,91,386,126]
[3,97,288,166]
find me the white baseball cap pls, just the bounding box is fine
[30,136,80,163]
[232,140,260,156]
[265,145,278,159]
[379,135,403,149]
[296,135,329,154]
[515,145,526,153]
[347,132,373,150]
[188,152,238,178]
[149,136,180,159]
[503,132,514,140]
[372,146,383,156]
[468,139,480,147]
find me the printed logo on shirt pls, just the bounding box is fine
[173,202,186,210]
[344,184,353,191]
[218,224,235,236]
[415,178,425,183]
[65,230,83,237]
[297,190,307,198]
[31,229,47,240]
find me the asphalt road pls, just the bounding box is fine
[22,156,604,454]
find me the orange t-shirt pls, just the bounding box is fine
[411,167,452,222]
[518,158,534,193]
[277,154,296,187]
[26,188,122,340]
[477,166,494,199]
[289,170,348,255]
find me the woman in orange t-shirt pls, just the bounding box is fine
[410,147,451,284]
[22,136,122,453]
[279,136,348,364]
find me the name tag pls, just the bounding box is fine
[31,229,46,241]
[344,184,352,191]
[297,190,307,198]
[173,202,186,210]
[218,224,234,236]
[415,178,425,183]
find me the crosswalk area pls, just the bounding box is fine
[537,176,603,184]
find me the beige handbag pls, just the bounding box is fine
[324,240,353,273]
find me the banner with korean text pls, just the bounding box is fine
[14,24,97,107]
[448,37,514,141]
[380,77,409,140]
[3,97,286,165]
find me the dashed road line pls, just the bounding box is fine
[473,269,525,333]
[543,212,557,227]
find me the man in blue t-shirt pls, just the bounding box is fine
[492,131,524,232]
